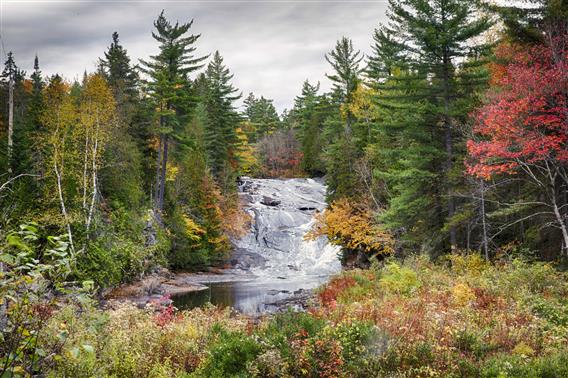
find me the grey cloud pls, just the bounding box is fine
[1,1,388,111]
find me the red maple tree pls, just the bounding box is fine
[467,42,568,178]
[467,40,568,251]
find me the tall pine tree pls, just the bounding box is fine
[139,11,207,214]
[376,0,492,251]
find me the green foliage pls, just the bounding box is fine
[243,92,281,141]
[260,311,326,360]
[378,261,420,296]
[0,223,93,377]
[481,353,568,378]
[198,328,262,377]
[201,51,242,185]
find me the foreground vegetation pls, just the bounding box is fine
[1,0,567,375]
[3,254,567,377]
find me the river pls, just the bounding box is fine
[172,177,341,314]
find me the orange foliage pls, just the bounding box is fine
[220,197,251,239]
[317,275,357,307]
[306,198,394,256]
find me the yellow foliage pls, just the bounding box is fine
[166,162,179,182]
[221,202,251,239]
[346,84,379,121]
[306,198,394,256]
[235,125,259,174]
[182,214,205,242]
[512,342,535,357]
[451,282,476,306]
[448,254,488,276]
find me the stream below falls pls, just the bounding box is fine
[172,177,341,314]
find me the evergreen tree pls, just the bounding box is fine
[99,32,139,112]
[243,93,280,141]
[324,37,364,200]
[139,11,207,213]
[202,51,241,186]
[325,37,363,134]
[366,26,404,81]
[293,80,325,174]
[495,0,568,44]
[28,56,45,169]
[371,0,492,251]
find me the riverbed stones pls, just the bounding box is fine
[261,196,281,206]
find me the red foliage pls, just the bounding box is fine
[317,275,357,308]
[152,295,180,327]
[467,41,568,179]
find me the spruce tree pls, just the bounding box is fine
[99,32,139,111]
[25,56,45,183]
[293,80,325,175]
[243,93,280,141]
[202,51,241,186]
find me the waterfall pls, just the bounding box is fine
[173,178,342,314]
[233,177,341,278]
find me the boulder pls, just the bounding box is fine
[261,196,281,206]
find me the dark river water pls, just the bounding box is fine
[171,276,330,314]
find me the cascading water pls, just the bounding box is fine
[173,178,341,314]
[233,177,341,278]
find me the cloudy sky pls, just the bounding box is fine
[1,0,388,112]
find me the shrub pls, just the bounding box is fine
[198,328,262,377]
[261,311,326,360]
[306,198,394,259]
[378,262,420,295]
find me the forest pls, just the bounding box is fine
[1,0,567,376]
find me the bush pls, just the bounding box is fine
[14,252,568,377]
[378,262,420,295]
[198,328,262,377]
[481,353,568,377]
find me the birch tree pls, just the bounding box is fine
[41,76,77,255]
[77,74,116,235]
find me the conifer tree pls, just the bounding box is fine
[99,32,139,112]
[28,56,45,175]
[325,37,363,135]
[324,37,363,200]
[293,80,325,174]
[139,11,207,214]
[202,51,241,184]
[243,93,280,141]
[377,0,492,250]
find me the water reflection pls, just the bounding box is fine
[172,276,328,314]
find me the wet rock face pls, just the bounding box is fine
[234,178,341,278]
[261,196,281,206]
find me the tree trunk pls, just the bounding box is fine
[480,180,489,261]
[157,134,169,212]
[551,187,568,256]
[82,134,89,212]
[154,134,163,212]
[8,76,14,174]
[442,50,457,251]
[85,136,99,234]
[54,159,75,255]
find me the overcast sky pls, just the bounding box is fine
[1,0,388,112]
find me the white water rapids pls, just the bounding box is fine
[173,178,342,314]
[233,177,341,278]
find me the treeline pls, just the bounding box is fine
[0,11,294,287]
[1,0,567,286]
[291,0,568,263]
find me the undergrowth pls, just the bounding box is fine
[20,254,568,377]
